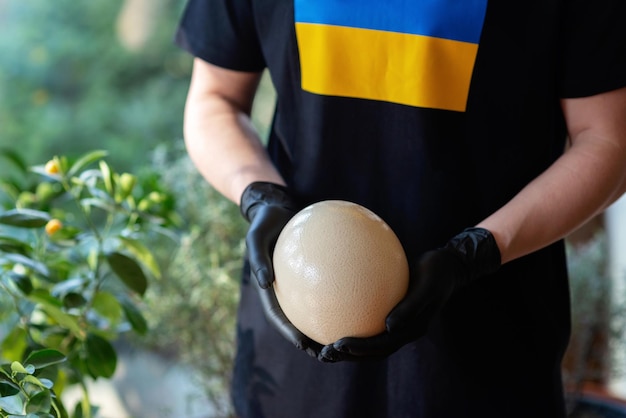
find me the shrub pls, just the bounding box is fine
[139,146,247,418]
[0,150,178,418]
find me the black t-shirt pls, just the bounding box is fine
[176,1,626,417]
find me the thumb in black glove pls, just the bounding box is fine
[319,227,501,362]
[240,181,300,289]
[240,181,324,357]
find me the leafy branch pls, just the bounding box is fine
[0,150,179,417]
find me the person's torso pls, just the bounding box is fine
[250,0,566,256]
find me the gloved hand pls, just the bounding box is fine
[240,181,324,357]
[318,227,501,362]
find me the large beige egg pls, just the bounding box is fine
[272,200,409,345]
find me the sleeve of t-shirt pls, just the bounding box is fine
[175,0,266,72]
[558,0,626,98]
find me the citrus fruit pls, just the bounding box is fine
[44,160,60,175]
[45,219,63,236]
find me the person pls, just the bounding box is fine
[175,0,626,416]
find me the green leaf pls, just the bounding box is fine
[84,334,117,379]
[28,290,63,308]
[120,298,148,335]
[119,236,161,279]
[0,364,12,380]
[0,235,32,254]
[79,197,117,214]
[0,209,50,228]
[11,361,31,374]
[9,272,34,295]
[1,327,28,363]
[28,291,85,339]
[39,378,54,389]
[63,292,87,309]
[39,306,84,340]
[33,365,59,389]
[99,160,114,195]
[66,150,109,178]
[25,389,52,413]
[75,168,102,185]
[51,278,85,297]
[106,252,148,296]
[0,394,24,415]
[22,375,47,388]
[25,349,67,370]
[92,292,123,323]
[72,400,99,418]
[3,253,50,278]
[0,380,19,397]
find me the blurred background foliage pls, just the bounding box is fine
[0,0,274,172]
[0,0,190,175]
[0,1,275,416]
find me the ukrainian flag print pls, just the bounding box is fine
[295,0,488,112]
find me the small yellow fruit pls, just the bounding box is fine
[44,160,60,175]
[273,200,409,345]
[45,219,63,236]
[118,173,136,195]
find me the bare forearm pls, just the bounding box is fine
[477,135,626,263]
[184,98,284,203]
[183,59,284,204]
[478,87,626,264]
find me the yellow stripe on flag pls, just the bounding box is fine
[296,23,479,112]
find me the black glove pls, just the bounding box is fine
[318,227,501,362]
[240,181,324,357]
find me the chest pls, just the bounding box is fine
[255,1,561,112]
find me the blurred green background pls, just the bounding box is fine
[0,0,190,173]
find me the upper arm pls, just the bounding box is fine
[561,85,626,148]
[560,85,626,199]
[186,57,263,116]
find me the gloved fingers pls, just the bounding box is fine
[246,231,274,289]
[318,332,401,362]
[318,345,361,363]
[318,254,443,363]
[386,250,456,332]
[385,273,430,332]
[257,284,322,357]
[303,341,325,359]
[246,205,295,289]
